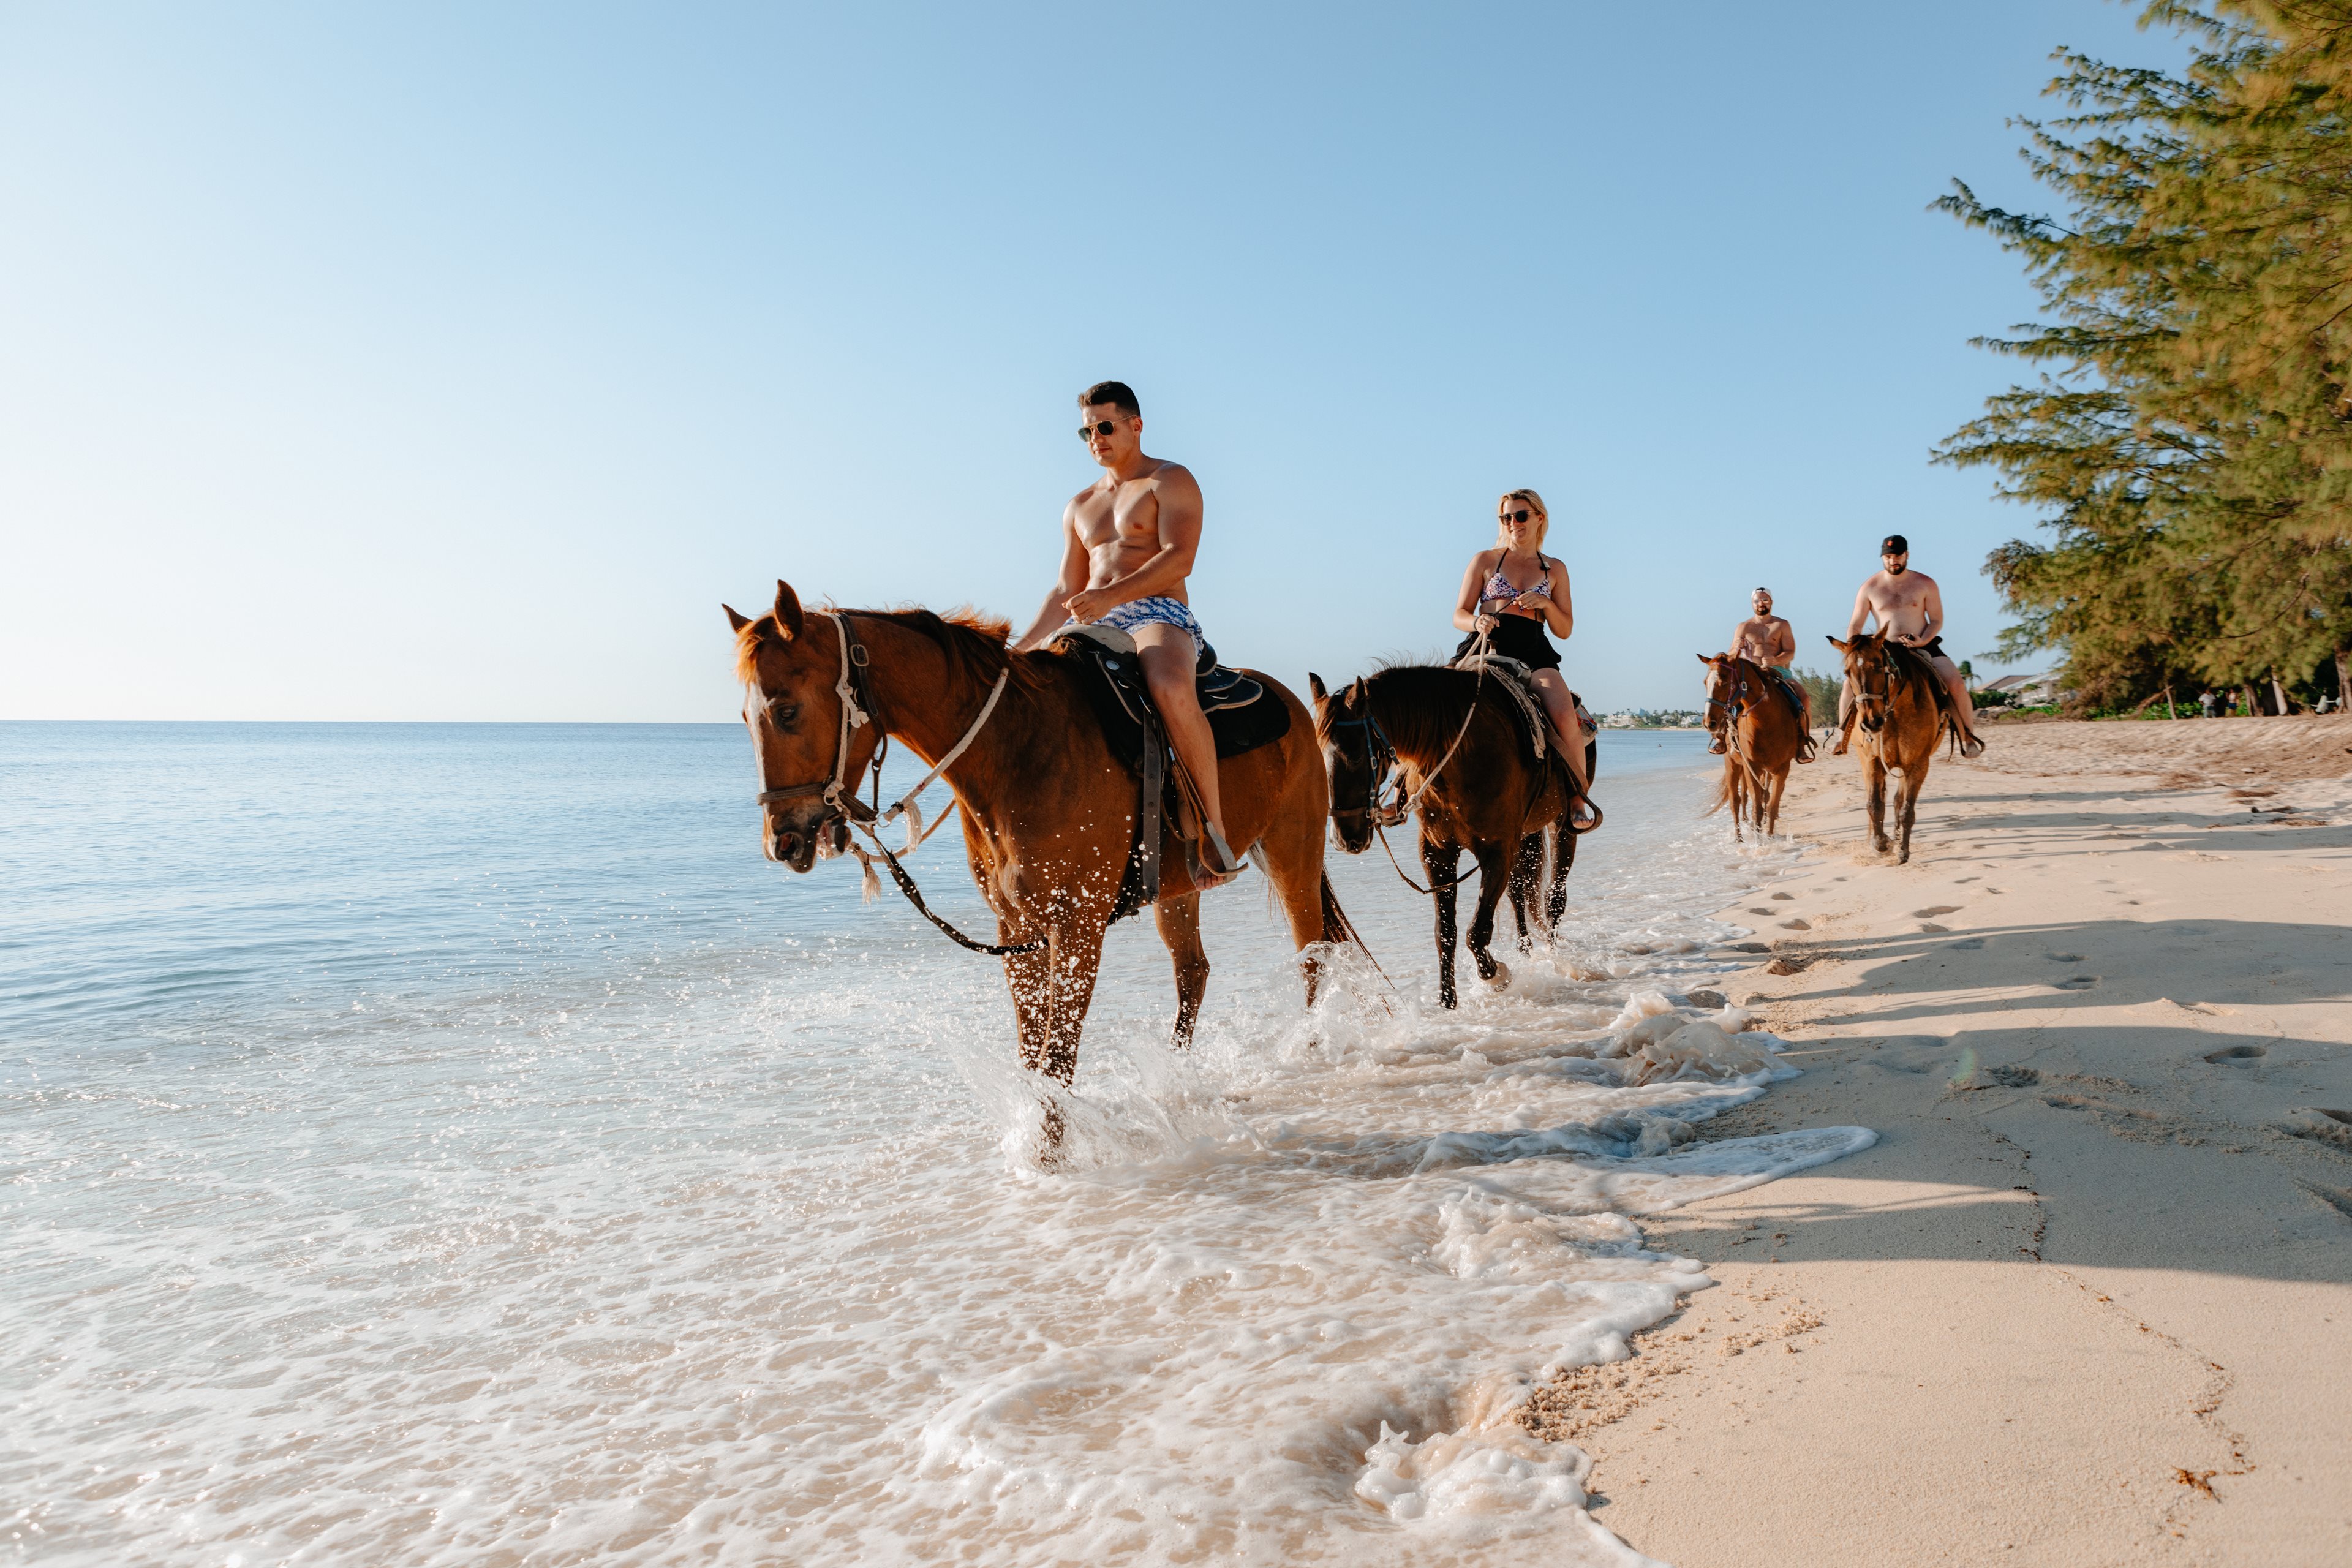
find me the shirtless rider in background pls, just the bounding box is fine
[1833,534,1985,758]
[1012,380,1244,880]
[1713,586,1814,761]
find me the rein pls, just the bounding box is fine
[752,611,1042,959]
[1327,645,1493,899]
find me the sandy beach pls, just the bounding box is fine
[1529,714,2352,1566]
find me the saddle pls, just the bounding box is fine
[1447,650,1596,762]
[1049,624,1292,922]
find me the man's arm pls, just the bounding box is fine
[1009,504,1093,652]
[1845,582,1874,638]
[1772,618,1796,664]
[1915,576,1945,643]
[1064,467,1203,622]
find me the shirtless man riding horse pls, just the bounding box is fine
[1833,534,1985,758]
[1711,586,1814,762]
[1011,380,1245,879]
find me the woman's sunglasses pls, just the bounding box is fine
[1079,420,1124,441]
[1499,508,1536,524]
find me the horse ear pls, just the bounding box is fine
[773,581,805,640]
[724,604,751,633]
[1826,636,1849,654]
[1695,653,1713,665]
[1308,672,1328,701]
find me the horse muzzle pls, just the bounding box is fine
[763,810,848,872]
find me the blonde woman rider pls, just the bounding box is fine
[1450,488,1596,827]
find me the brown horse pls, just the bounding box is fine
[726,584,1353,1140]
[1826,628,1948,864]
[1311,665,1588,1009]
[1699,654,1807,840]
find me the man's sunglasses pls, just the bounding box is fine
[1499,508,1534,524]
[1079,420,1126,441]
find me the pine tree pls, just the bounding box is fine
[1938,2,2352,709]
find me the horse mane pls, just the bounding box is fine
[1884,639,1961,730]
[734,603,1043,694]
[1363,663,1487,758]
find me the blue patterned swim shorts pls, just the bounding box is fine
[1075,595,1204,652]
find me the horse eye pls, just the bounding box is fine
[771,701,799,725]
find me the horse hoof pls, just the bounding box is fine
[1487,960,1512,990]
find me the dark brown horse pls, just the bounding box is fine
[1311,665,1589,1009]
[727,584,1353,1146]
[1826,628,1948,864]
[1699,654,1808,839]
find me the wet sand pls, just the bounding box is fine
[1530,714,2352,1566]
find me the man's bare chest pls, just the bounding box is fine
[1074,484,1160,549]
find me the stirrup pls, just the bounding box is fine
[1199,823,1245,878]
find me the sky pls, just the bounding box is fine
[0,2,2190,722]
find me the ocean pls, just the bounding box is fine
[1,722,1868,1566]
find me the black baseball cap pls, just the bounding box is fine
[1881,533,1909,555]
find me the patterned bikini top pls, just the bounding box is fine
[1482,553,1552,607]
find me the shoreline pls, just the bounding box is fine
[1529,715,2352,1565]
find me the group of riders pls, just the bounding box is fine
[1013,379,1988,881]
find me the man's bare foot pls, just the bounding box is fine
[1959,733,1985,759]
[1831,733,1850,756]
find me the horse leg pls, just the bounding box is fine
[1765,764,1788,836]
[1465,842,1513,990]
[1898,755,1929,864]
[1544,821,1569,932]
[1864,754,1891,854]
[1426,835,1461,1009]
[1507,832,1541,954]
[1546,820,1572,933]
[1154,894,1210,1046]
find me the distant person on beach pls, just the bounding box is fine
[2199,689,2219,718]
[1450,488,1596,826]
[1833,534,1986,758]
[1711,586,1815,761]
[1010,380,1243,879]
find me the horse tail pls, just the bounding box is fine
[1318,870,1359,948]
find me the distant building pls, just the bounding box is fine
[1981,672,2059,705]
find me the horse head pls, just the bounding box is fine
[1827,630,1891,733]
[1697,653,1747,726]
[1309,672,1387,856]
[723,580,882,872]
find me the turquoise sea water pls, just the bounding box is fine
[2,722,1853,1567]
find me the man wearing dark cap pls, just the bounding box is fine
[1833,535,1985,758]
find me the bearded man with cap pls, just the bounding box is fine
[1833,534,1985,758]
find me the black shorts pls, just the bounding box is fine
[1457,611,1561,671]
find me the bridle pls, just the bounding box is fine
[745,609,1034,956]
[1706,657,1755,750]
[1849,644,1894,725]
[1322,707,1404,835]
[751,609,886,831]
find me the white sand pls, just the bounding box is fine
[1530,715,2352,1566]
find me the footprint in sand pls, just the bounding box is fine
[1918,922,1950,933]
[2203,1044,2267,1064]
[2046,952,2085,963]
[1913,905,1962,918]
[2053,976,2098,990]
[1949,937,1987,950]
[1770,892,1796,902]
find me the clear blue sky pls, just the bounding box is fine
[1,2,2184,721]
